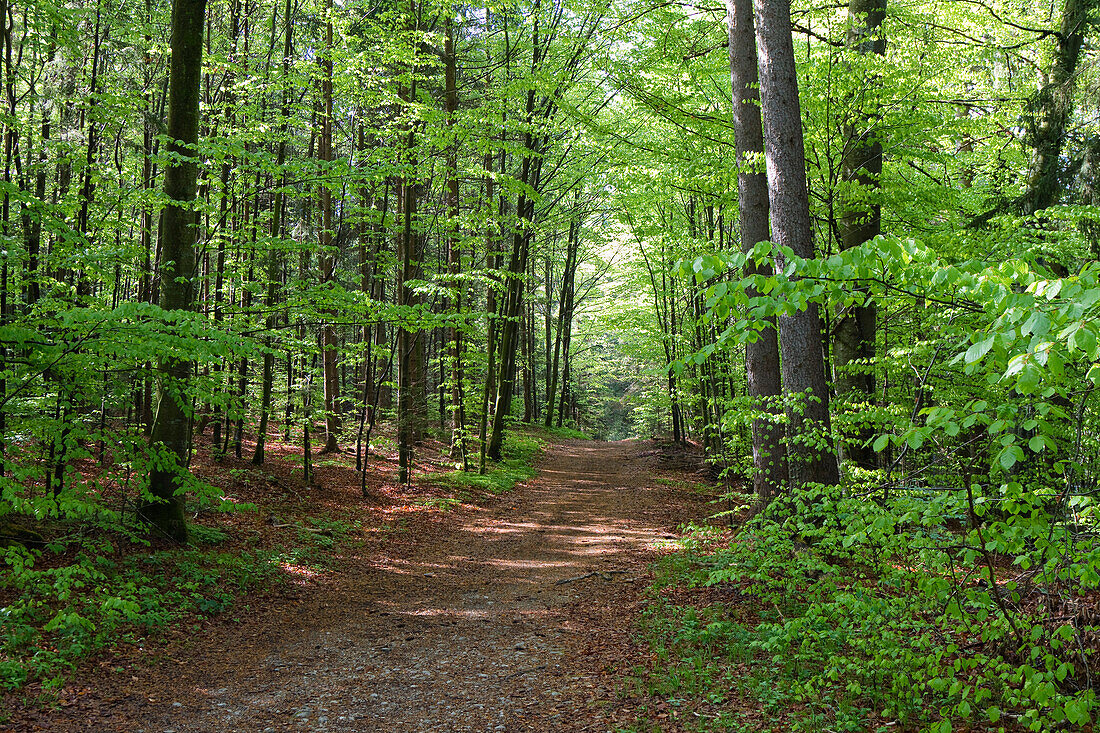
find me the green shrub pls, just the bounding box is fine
[630,482,1100,732]
[0,539,280,690]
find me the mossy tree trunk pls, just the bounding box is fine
[833,0,886,470]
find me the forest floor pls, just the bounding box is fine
[3,434,721,732]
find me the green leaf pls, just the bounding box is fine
[1073,325,1097,357]
[872,434,890,452]
[1017,364,1041,395]
[998,445,1024,471]
[1065,698,1091,725]
[965,335,994,364]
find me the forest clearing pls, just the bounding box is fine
[5,0,1100,730]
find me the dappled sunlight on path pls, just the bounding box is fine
[43,438,711,733]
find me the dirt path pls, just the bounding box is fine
[11,438,712,732]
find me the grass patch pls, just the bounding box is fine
[428,432,546,496]
[414,496,463,511]
[654,477,721,495]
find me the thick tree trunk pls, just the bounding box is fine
[143,0,209,543]
[753,0,839,488]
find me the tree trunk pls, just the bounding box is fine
[397,85,425,482]
[1022,0,1096,215]
[318,0,340,454]
[444,16,467,468]
[253,0,294,465]
[753,0,839,489]
[545,208,580,426]
[487,0,548,461]
[142,0,209,543]
[487,225,530,460]
[833,0,886,471]
[478,147,500,475]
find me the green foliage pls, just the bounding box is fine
[630,482,1100,731]
[542,425,592,441]
[430,432,545,495]
[0,540,279,690]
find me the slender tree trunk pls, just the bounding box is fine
[142,0,209,542]
[832,0,886,471]
[487,225,529,460]
[318,0,340,453]
[488,0,543,460]
[478,148,499,474]
[545,211,579,426]
[0,0,11,478]
[253,0,293,464]
[210,0,238,456]
[397,87,421,484]
[754,0,839,488]
[444,16,467,468]
[73,0,104,301]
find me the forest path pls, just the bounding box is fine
[21,437,712,732]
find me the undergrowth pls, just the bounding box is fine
[0,533,278,692]
[0,427,550,696]
[625,482,1100,732]
[428,431,546,496]
[543,424,592,441]
[0,506,362,695]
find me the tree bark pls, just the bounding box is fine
[753,0,839,488]
[1022,0,1096,215]
[444,16,467,468]
[318,0,340,453]
[546,206,579,426]
[142,0,209,542]
[253,0,294,465]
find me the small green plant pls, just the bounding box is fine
[188,524,230,546]
[0,541,281,691]
[415,496,462,511]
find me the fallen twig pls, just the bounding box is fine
[271,523,332,535]
[554,569,628,585]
